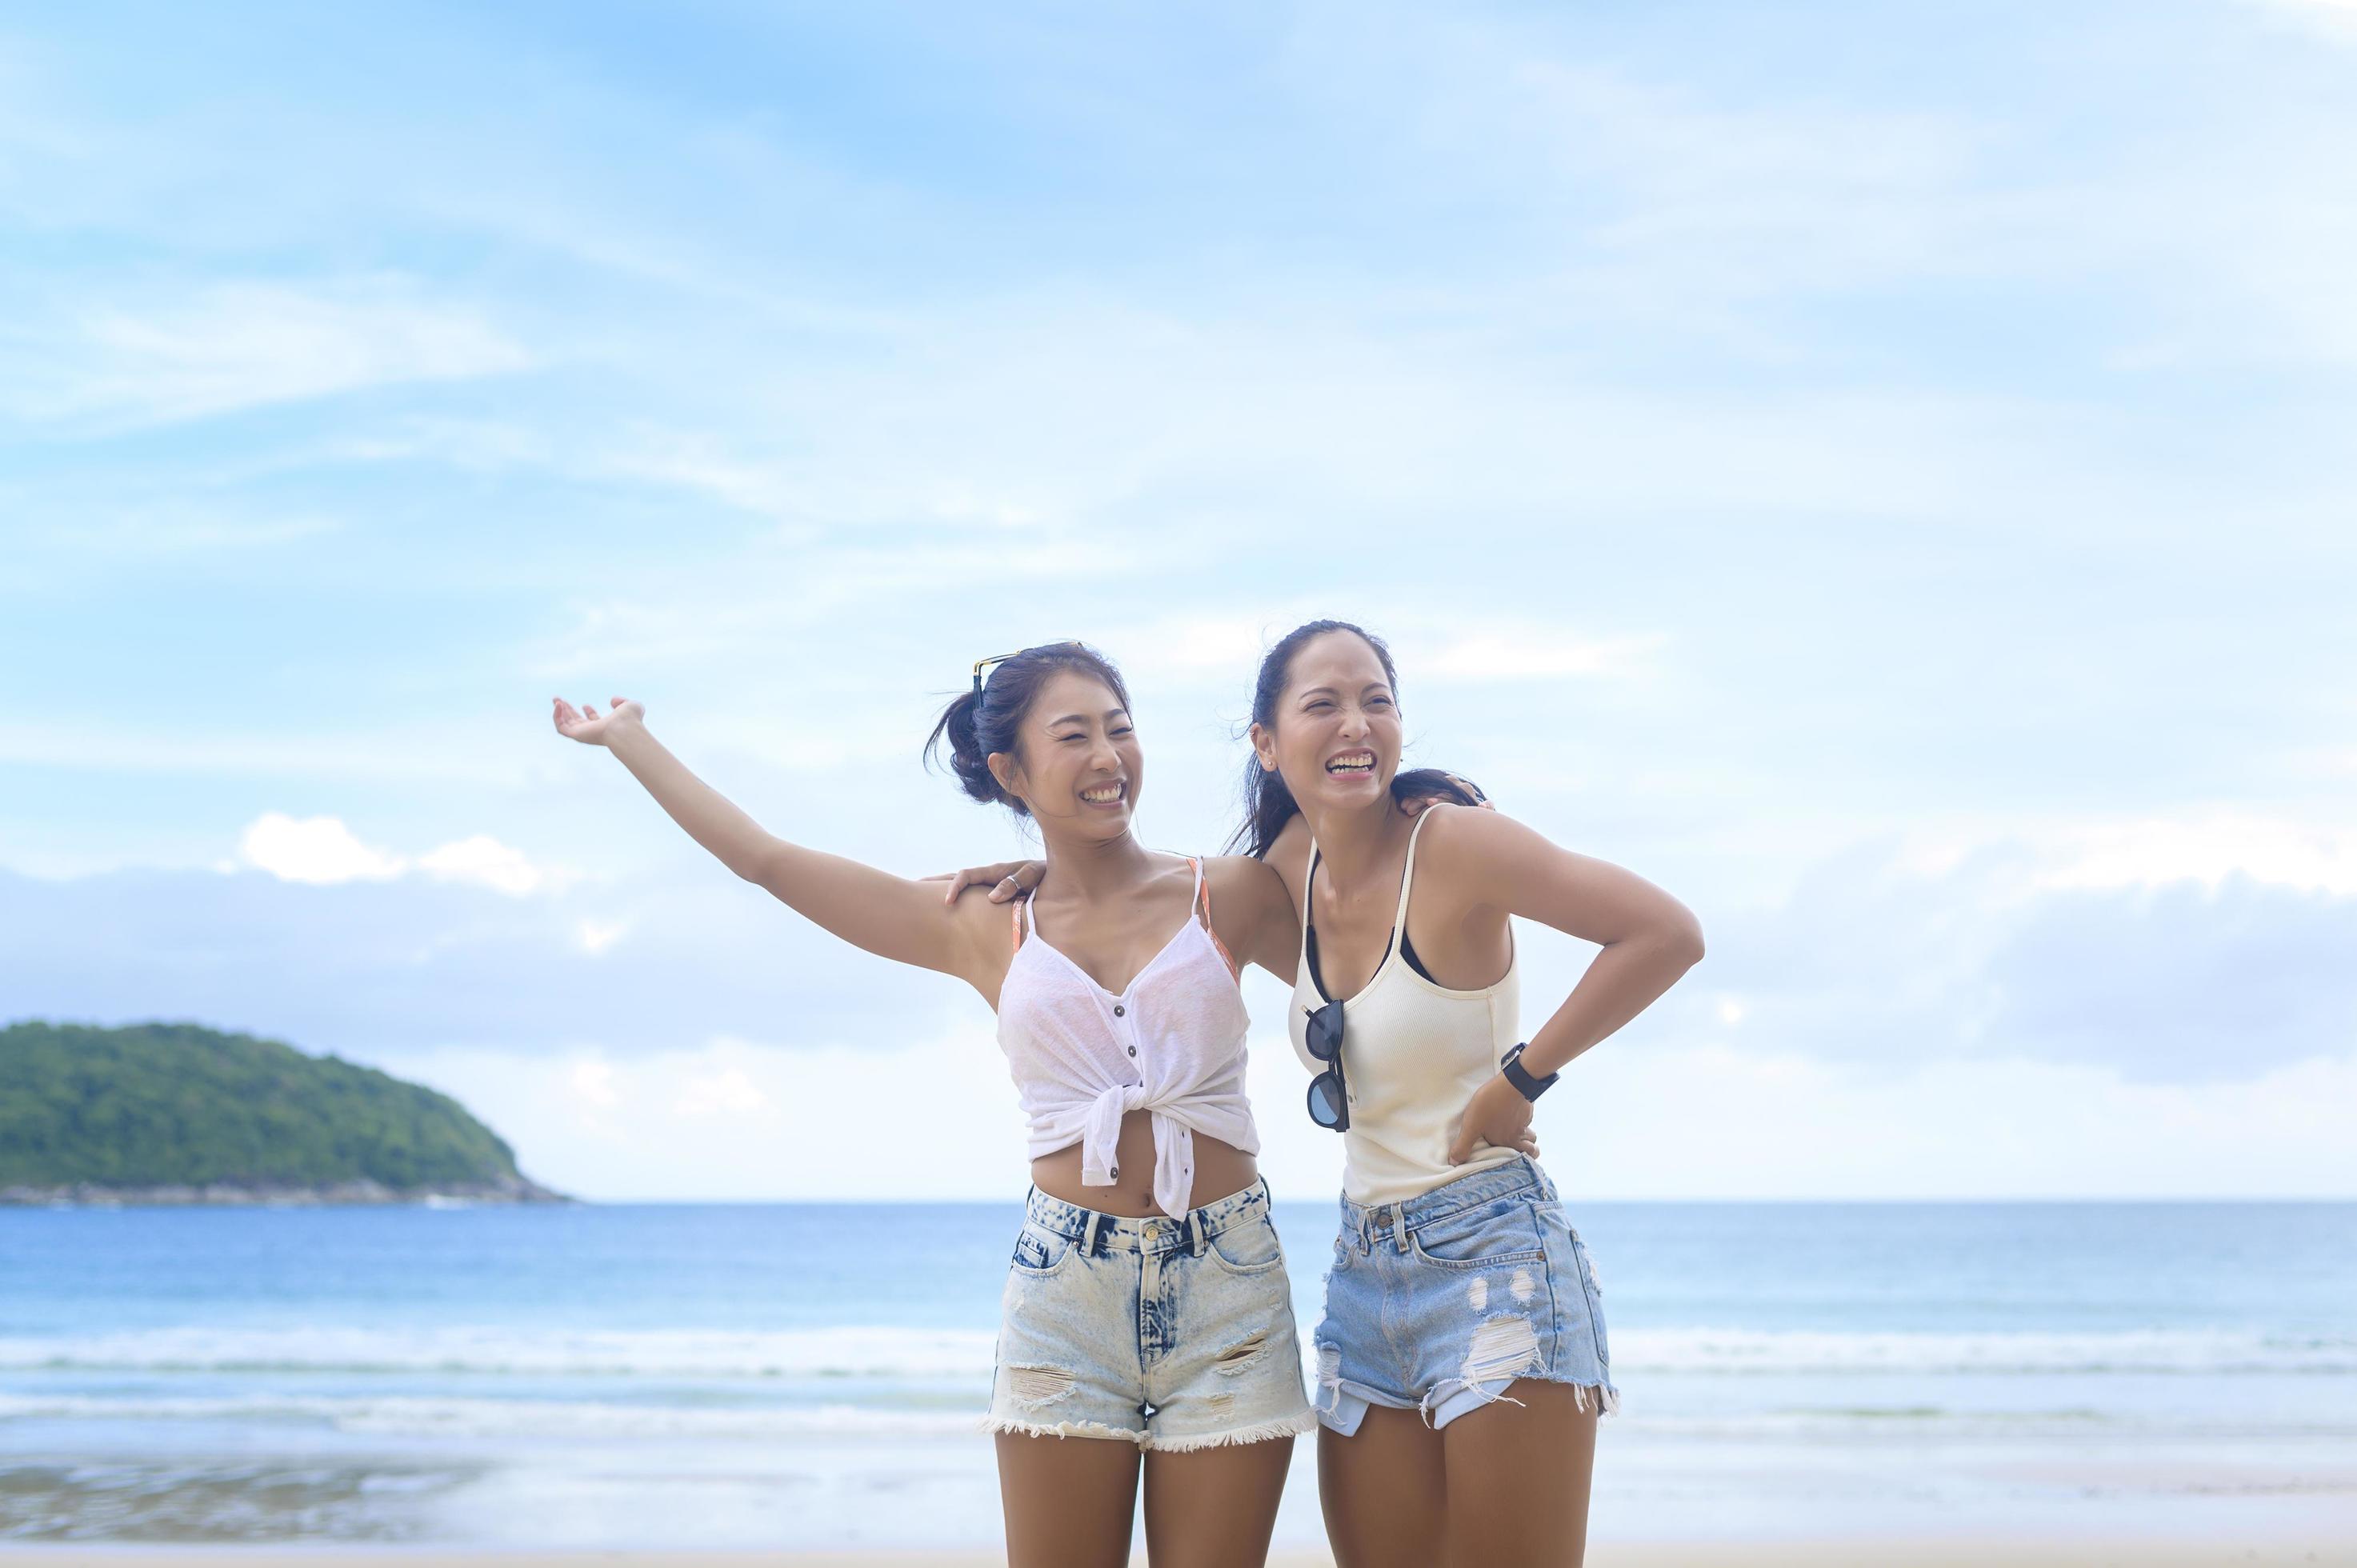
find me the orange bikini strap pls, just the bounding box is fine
[1189,856,1241,980]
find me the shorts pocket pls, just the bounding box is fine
[1535,1206,1610,1366]
[1010,1220,1076,1278]
[1406,1198,1547,1270]
[1206,1213,1287,1275]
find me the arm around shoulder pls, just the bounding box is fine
[1202,854,1301,982]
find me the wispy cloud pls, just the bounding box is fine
[231,813,569,896]
[7,279,530,427]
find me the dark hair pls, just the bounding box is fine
[1228,619,1479,858]
[926,641,1133,817]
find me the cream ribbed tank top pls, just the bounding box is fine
[1286,809,1521,1206]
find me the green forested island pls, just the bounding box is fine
[0,1020,566,1205]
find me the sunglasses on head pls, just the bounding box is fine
[1303,998,1349,1131]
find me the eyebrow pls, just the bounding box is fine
[1295,684,1388,701]
[1046,709,1131,727]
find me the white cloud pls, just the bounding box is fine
[237,812,405,885]
[236,813,566,897]
[384,1025,1030,1201]
[417,834,550,897]
[1560,1044,2357,1200]
[1892,808,2357,901]
[14,279,530,426]
[673,1064,771,1118]
[574,918,631,955]
[2031,810,2357,898]
[375,1024,2357,1202]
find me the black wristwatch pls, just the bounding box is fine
[1499,1042,1559,1102]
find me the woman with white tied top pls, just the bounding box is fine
[554,641,1381,1568]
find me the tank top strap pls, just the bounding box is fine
[1394,806,1438,931]
[1013,892,1034,950]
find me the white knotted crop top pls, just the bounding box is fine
[996,855,1259,1218]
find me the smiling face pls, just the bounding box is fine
[1251,629,1401,818]
[988,669,1144,843]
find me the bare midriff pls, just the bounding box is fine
[1029,1110,1259,1217]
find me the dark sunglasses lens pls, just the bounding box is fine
[1308,1073,1347,1130]
[1307,1003,1343,1061]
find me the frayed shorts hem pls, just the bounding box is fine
[982,1409,1317,1450]
[1317,1372,1620,1436]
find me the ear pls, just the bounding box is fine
[986,750,1023,802]
[1247,720,1279,774]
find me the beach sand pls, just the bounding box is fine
[3,1545,2353,1566]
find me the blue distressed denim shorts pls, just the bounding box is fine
[986,1177,1318,1452]
[1312,1154,1618,1434]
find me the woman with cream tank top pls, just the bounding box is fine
[1287,807,1521,1206]
[1242,618,1707,1568]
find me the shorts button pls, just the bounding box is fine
[1113,1004,1125,1017]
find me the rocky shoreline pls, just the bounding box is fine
[2,1174,571,1206]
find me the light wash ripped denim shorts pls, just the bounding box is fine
[1312,1154,1618,1434]
[986,1177,1318,1452]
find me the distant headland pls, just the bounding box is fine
[0,1019,568,1206]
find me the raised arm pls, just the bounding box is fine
[554,697,1000,988]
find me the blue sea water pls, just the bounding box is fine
[2,1200,2353,1547]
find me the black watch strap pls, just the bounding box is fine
[1499,1042,1558,1102]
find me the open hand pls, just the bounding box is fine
[1447,1073,1540,1165]
[924,859,1044,906]
[552,695,645,747]
[1401,771,1497,818]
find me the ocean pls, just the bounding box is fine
[2,1200,2352,1548]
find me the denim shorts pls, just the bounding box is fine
[1311,1154,1618,1434]
[986,1177,1318,1452]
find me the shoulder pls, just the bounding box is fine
[945,878,1026,952]
[1414,802,1550,883]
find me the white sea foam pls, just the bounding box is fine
[0,1324,998,1379]
[2,1324,2350,1380]
[0,1391,980,1440]
[1619,1326,2357,1375]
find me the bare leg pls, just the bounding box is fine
[1318,1406,1447,1568]
[1138,1434,1295,1568]
[995,1431,1142,1568]
[1440,1381,1599,1566]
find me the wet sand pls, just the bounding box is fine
[3,1543,2355,1567]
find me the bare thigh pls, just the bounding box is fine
[1441,1381,1599,1566]
[1139,1434,1296,1568]
[1317,1406,1447,1568]
[995,1431,1141,1568]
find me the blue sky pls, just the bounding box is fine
[5,0,2354,1198]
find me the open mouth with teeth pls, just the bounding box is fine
[1079,781,1128,806]
[1325,750,1377,777]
